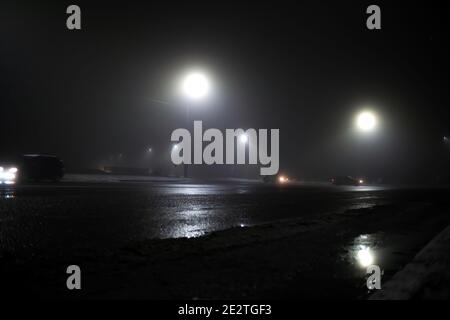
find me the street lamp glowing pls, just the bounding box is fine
[182,72,210,99]
[356,111,377,132]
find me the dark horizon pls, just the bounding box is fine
[1,1,449,183]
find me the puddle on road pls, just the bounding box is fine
[350,234,380,268]
[341,233,384,270]
[343,231,418,272]
[335,233,386,296]
[338,231,422,297]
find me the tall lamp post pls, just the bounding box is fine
[354,110,378,181]
[180,71,211,178]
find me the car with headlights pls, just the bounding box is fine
[262,174,290,184]
[331,176,364,186]
[0,154,64,184]
[0,164,18,185]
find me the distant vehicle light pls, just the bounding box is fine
[9,167,18,173]
[332,176,362,186]
[278,176,288,183]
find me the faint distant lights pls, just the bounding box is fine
[278,176,288,183]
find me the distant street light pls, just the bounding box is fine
[356,111,377,132]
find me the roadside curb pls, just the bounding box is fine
[370,224,450,300]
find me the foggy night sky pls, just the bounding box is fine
[1,1,449,182]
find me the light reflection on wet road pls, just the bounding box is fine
[0,181,433,258]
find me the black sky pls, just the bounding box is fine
[1,1,449,182]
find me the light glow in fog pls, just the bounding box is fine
[357,247,374,267]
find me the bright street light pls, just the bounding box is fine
[356,111,377,132]
[182,72,210,100]
[178,70,212,178]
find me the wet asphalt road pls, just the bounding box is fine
[0,180,449,260]
[2,179,450,299]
